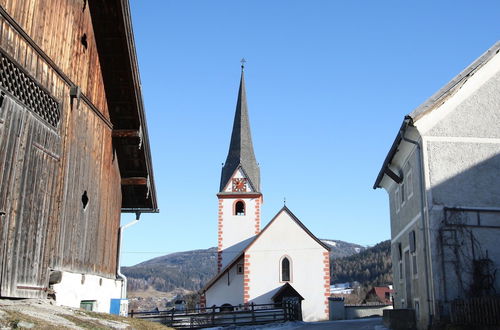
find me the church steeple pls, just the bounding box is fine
[220,64,260,192]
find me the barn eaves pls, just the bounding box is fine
[89,0,158,212]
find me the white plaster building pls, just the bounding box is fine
[201,65,330,322]
[374,41,500,329]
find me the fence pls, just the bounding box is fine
[129,302,296,329]
[450,296,500,325]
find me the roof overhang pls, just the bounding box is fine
[88,0,158,213]
[373,41,500,190]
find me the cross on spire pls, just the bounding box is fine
[240,58,246,71]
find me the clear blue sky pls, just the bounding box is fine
[121,0,500,266]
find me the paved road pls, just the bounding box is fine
[289,317,388,330]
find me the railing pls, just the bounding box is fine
[450,296,500,325]
[129,302,295,329]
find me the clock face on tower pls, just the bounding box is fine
[232,178,247,192]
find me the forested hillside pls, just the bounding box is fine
[330,240,392,286]
[123,248,217,292]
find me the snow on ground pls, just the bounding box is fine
[203,317,389,330]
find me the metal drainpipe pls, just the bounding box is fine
[399,118,435,326]
[117,212,141,299]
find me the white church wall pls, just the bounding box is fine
[205,262,244,307]
[246,210,329,322]
[220,197,259,268]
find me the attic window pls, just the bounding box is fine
[235,201,245,216]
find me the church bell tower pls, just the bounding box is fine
[217,62,262,272]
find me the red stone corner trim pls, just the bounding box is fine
[243,254,251,303]
[254,197,261,234]
[217,199,224,272]
[323,251,331,318]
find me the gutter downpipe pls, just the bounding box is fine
[399,117,435,327]
[117,212,141,299]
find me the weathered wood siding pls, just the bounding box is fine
[0,0,123,298]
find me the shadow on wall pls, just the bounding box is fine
[429,152,500,303]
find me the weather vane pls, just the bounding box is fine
[240,58,246,71]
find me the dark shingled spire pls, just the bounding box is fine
[220,68,260,192]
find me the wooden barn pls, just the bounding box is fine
[0,0,157,313]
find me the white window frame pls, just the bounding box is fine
[395,187,401,213]
[407,168,414,199]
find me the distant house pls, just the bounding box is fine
[374,41,500,329]
[365,286,393,305]
[199,67,330,322]
[330,283,354,295]
[0,0,157,313]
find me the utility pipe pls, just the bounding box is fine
[399,117,435,326]
[117,212,141,299]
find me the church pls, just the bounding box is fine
[200,65,330,322]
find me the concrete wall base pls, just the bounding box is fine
[51,271,123,313]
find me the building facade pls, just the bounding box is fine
[374,42,500,329]
[0,0,157,313]
[201,67,330,322]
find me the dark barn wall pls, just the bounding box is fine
[0,0,122,298]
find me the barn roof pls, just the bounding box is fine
[89,0,158,212]
[220,68,260,193]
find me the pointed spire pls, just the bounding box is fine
[220,64,260,192]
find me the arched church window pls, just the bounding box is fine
[281,256,291,282]
[235,201,245,216]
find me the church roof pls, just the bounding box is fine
[200,206,330,293]
[219,68,260,192]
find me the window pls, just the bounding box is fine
[281,257,291,282]
[407,169,413,198]
[398,243,403,280]
[401,181,405,204]
[412,253,418,276]
[237,263,243,274]
[409,231,417,276]
[409,231,416,253]
[395,187,401,213]
[235,201,245,216]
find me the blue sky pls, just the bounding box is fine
[121,0,500,266]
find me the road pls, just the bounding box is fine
[204,317,388,330]
[292,317,387,330]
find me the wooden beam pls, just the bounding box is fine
[121,177,148,185]
[112,129,140,138]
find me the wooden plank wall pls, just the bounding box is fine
[0,0,109,116]
[0,0,123,296]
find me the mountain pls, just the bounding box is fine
[330,240,392,286]
[123,248,217,293]
[123,239,366,293]
[320,239,366,259]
